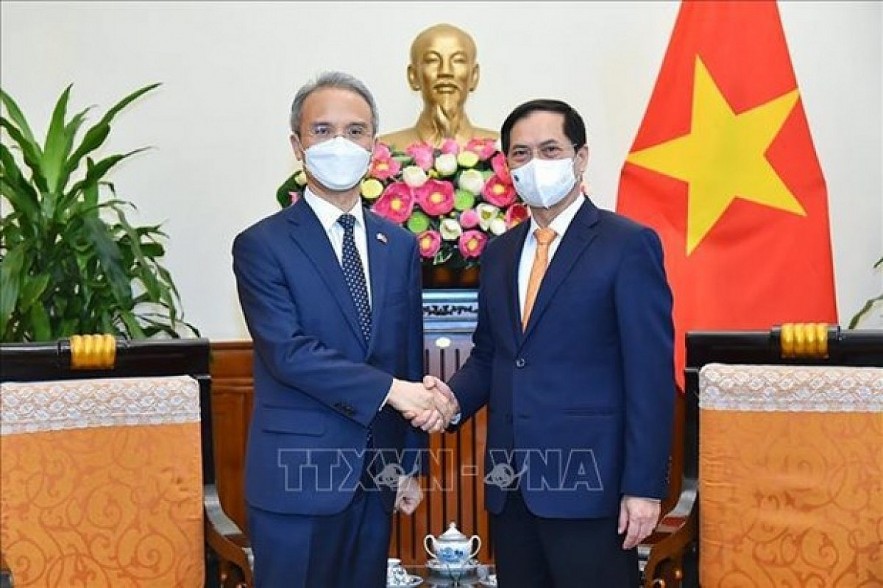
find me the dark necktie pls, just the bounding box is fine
[337,214,372,342]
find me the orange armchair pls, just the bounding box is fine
[0,337,252,587]
[684,325,883,587]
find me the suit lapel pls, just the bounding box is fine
[286,200,365,348]
[364,211,389,355]
[521,199,600,342]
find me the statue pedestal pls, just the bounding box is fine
[422,265,479,290]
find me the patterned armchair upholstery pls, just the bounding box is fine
[0,336,253,588]
[684,325,883,587]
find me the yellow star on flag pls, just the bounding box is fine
[627,56,805,254]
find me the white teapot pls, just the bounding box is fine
[423,522,481,567]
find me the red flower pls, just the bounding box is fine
[491,152,512,185]
[417,230,442,258]
[505,202,530,228]
[406,142,435,171]
[415,179,455,216]
[458,230,488,259]
[439,138,460,155]
[482,175,517,208]
[370,143,401,180]
[465,138,497,161]
[372,182,414,224]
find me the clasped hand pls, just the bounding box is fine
[388,376,458,433]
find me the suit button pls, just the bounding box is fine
[515,358,526,368]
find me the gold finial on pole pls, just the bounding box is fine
[70,334,117,369]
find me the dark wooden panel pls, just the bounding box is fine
[209,342,254,533]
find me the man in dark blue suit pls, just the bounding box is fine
[233,72,455,588]
[434,99,675,586]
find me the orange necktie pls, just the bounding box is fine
[522,227,557,330]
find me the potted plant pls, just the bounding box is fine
[0,83,197,341]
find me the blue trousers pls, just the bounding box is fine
[248,488,392,588]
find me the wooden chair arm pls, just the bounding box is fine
[204,484,253,588]
[641,479,698,588]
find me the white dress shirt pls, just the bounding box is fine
[517,195,585,316]
[304,188,372,306]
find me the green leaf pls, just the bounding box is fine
[67,149,149,200]
[276,172,301,208]
[52,105,93,192]
[29,303,51,341]
[18,273,50,312]
[42,84,73,193]
[0,145,40,221]
[83,214,133,307]
[433,249,454,265]
[0,117,47,193]
[64,83,160,180]
[119,309,145,339]
[848,294,883,328]
[0,87,37,144]
[0,245,25,336]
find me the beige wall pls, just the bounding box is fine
[2,1,880,337]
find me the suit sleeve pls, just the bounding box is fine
[446,277,495,424]
[403,241,428,473]
[232,228,392,428]
[615,228,676,500]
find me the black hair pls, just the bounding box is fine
[500,99,587,153]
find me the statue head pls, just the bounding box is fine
[380,23,496,150]
[407,24,480,125]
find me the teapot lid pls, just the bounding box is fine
[437,522,468,542]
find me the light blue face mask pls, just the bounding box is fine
[511,157,577,208]
[304,136,372,191]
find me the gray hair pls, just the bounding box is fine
[289,71,379,136]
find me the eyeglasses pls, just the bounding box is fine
[305,123,372,143]
[507,142,577,166]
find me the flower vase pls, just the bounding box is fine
[422,265,480,289]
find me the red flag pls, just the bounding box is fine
[616,0,837,389]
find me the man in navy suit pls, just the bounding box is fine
[233,72,455,588]
[431,99,675,586]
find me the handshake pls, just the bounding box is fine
[387,376,459,434]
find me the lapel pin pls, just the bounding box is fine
[376,232,388,244]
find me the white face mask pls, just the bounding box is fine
[511,157,578,209]
[304,136,372,191]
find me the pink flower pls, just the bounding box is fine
[289,191,301,204]
[406,142,435,171]
[505,202,530,228]
[458,230,488,259]
[482,175,517,208]
[372,182,414,224]
[415,179,455,216]
[417,230,442,258]
[491,152,512,185]
[465,138,497,161]
[459,208,480,229]
[439,138,460,155]
[369,143,401,180]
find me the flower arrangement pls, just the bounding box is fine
[277,137,529,268]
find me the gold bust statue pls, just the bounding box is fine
[380,23,499,150]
